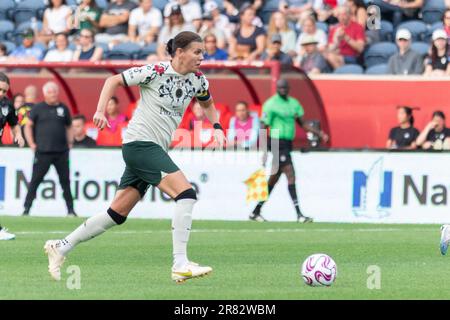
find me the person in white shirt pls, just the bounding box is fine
[40,0,73,45]
[44,33,74,62]
[164,0,202,29]
[128,0,163,45]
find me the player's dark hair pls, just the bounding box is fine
[0,72,10,85]
[399,106,414,126]
[433,110,446,120]
[73,114,87,123]
[166,31,202,57]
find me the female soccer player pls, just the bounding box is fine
[44,31,226,283]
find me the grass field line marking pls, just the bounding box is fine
[13,227,418,235]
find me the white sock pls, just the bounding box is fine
[57,211,120,256]
[172,198,196,269]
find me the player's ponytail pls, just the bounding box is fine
[166,31,203,58]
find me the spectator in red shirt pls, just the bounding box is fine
[326,5,365,69]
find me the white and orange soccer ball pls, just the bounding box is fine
[301,253,337,287]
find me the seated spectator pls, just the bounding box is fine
[8,29,45,62]
[228,5,266,61]
[223,0,263,24]
[313,0,345,24]
[0,43,7,61]
[279,0,313,21]
[40,0,73,45]
[386,106,419,150]
[370,0,423,27]
[261,34,293,68]
[72,115,97,148]
[203,34,228,60]
[204,1,233,43]
[267,11,297,57]
[388,29,423,75]
[73,0,102,33]
[424,29,450,76]
[156,5,196,60]
[97,0,137,46]
[199,13,227,49]
[347,0,367,27]
[44,33,74,62]
[296,15,328,56]
[106,96,128,133]
[227,101,259,149]
[128,0,163,46]
[416,111,450,150]
[164,0,203,30]
[72,29,103,62]
[326,5,365,69]
[296,35,330,74]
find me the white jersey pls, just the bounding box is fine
[122,62,210,151]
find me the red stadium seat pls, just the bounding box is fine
[96,123,127,146]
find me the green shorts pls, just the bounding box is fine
[118,141,180,197]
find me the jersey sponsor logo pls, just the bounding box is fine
[159,107,182,117]
[1,106,8,117]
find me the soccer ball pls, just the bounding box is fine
[301,253,337,287]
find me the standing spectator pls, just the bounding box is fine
[97,0,137,46]
[416,111,450,150]
[279,0,313,21]
[164,0,203,30]
[72,114,97,148]
[296,35,330,74]
[203,34,228,60]
[347,0,367,27]
[326,5,365,69]
[44,33,74,62]
[40,0,73,45]
[199,13,227,49]
[106,96,128,133]
[228,5,267,61]
[8,29,45,62]
[424,29,450,76]
[227,101,259,149]
[128,0,163,46]
[295,15,328,57]
[73,0,102,33]
[267,11,297,57]
[261,34,293,68]
[23,81,76,216]
[13,94,24,111]
[16,86,37,147]
[387,29,423,75]
[72,29,104,62]
[386,106,419,150]
[204,1,233,42]
[156,5,196,60]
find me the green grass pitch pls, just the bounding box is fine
[0,216,448,300]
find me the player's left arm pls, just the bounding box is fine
[296,116,329,143]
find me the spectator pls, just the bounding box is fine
[24,85,37,106]
[228,5,267,61]
[13,93,32,146]
[8,29,45,62]
[296,35,330,74]
[72,29,103,62]
[279,0,313,21]
[223,0,263,24]
[416,111,450,150]
[313,0,345,23]
[73,0,102,33]
[164,0,203,30]
[106,96,128,133]
[44,33,74,62]
[0,43,7,61]
[370,0,423,27]
[97,0,137,46]
[23,81,76,216]
[203,34,228,60]
[40,0,73,45]
[326,5,365,69]
[295,15,328,56]
[347,0,367,27]
[204,1,233,42]
[386,106,419,150]
[199,13,227,49]
[387,29,423,75]
[72,114,97,148]
[128,0,163,46]
[13,94,24,111]
[227,101,259,149]
[267,11,297,57]
[424,29,450,76]
[261,34,293,68]
[156,4,196,60]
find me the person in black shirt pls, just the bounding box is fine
[0,72,25,240]
[386,106,419,150]
[72,114,97,148]
[424,29,450,76]
[416,110,450,150]
[23,81,76,216]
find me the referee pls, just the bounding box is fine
[250,79,329,222]
[23,81,76,216]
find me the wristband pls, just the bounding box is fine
[213,123,223,131]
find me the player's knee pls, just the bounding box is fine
[107,207,127,225]
[174,188,197,202]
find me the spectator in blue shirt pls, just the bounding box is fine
[203,33,228,61]
[9,28,45,62]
